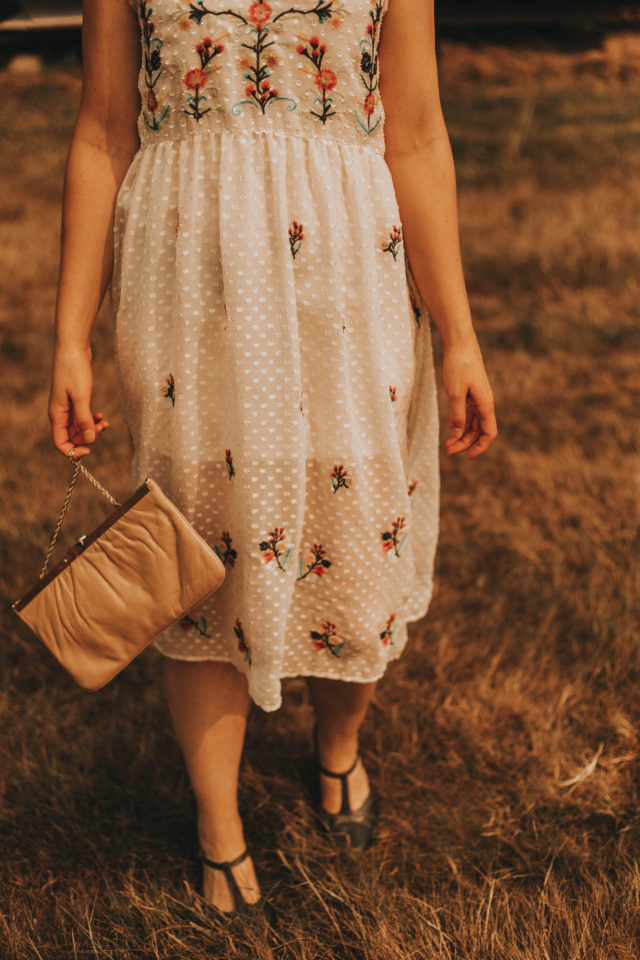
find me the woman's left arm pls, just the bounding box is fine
[378,0,497,459]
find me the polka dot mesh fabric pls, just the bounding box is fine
[110,0,440,712]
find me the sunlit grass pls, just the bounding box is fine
[1,42,639,958]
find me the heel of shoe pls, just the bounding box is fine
[311,722,377,850]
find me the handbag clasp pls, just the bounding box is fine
[63,535,87,564]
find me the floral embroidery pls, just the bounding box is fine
[380,612,396,646]
[389,385,397,402]
[215,530,238,567]
[355,0,383,135]
[183,35,226,120]
[382,224,402,260]
[259,525,292,570]
[381,516,407,556]
[234,618,252,664]
[311,618,343,656]
[297,542,331,580]
[248,0,272,28]
[330,463,351,493]
[289,220,304,258]
[188,0,338,113]
[140,1,169,130]
[179,613,211,637]
[225,448,235,479]
[161,372,175,405]
[296,35,337,123]
[407,478,418,499]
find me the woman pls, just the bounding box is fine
[49,0,497,918]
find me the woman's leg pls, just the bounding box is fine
[305,677,377,813]
[162,657,261,912]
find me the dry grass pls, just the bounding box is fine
[1,37,640,960]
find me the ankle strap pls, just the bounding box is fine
[199,847,249,871]
[317,754,359,780]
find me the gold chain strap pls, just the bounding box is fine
[39,452,122,579]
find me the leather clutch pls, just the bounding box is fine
[12,455,226,690]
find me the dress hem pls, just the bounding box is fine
[153,593,433,712]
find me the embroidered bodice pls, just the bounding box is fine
[129,0,390,152]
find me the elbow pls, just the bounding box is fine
[383,121,450,161]
[382,98,449,160]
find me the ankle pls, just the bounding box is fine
[316,727,360,773]
[198,814,246,862]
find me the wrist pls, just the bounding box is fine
[428,305,476,350]
[54,337,92,357]
[439,325,478,351]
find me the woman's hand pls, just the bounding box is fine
[48,344,109,459]
[442,334,497,459]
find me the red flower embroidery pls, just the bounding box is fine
[315,68,337,91]
[356,2,384,135]
[214,530,237,568]
[140,0,169,130]
[297,542,332,581]
[248,0,272,29]
[161,372,175,406]
[389,385,397,402]
[184,67,207,90]
[234,618,252,665]
[330,463,351,493]
[382,225,403,260]
[259,526,291,570]
[183,36,225,120]
[380,612,396,646]
[310,619,344,657]
[289,221,304,258]
[189,0,335,115]
[297,35,337,123]
[363,92,376,116]
[179,614,211,637]
[381,516,408,557]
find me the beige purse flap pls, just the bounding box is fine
[13,477,226,690]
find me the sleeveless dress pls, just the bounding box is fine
[110,0,440,712]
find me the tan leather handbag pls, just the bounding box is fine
[12,453,226,690]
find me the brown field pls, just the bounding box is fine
[1,35,640,960]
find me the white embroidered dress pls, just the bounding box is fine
[110,0,440,712]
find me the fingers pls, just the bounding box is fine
[447,391,468,445]
[446,415,481,455]
[50,400,72,456]
[73,405,97,444]
[467,433,494,459]
[467,405,498,459]
[50,404,109,459]
[446,403,498,459]
[93,412,110,434]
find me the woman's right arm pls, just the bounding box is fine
[49,0,141,460]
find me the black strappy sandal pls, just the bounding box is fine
[312,724,377,851]
[197,848,274,923]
